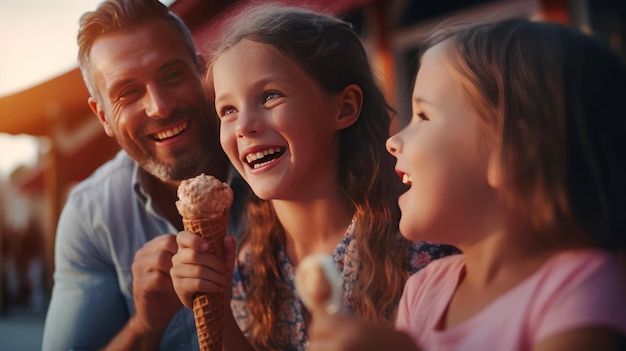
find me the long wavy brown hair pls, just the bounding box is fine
[421,19,626,251]
[205,3,411,349]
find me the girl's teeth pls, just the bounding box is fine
[402,174,412,185]
[246,147,282,163]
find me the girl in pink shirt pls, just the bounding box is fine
[309,18,626,351]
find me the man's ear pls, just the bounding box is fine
[88,96,115,137]
[335,84,363,130]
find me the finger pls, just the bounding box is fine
[310,313,348,338]
[170,265,229,307]
[172,246,230,275]
[309,313,328,338]
[176,230,210,251]
[134,269,174,294]
[172,278,196,309]
[133,246,177,277]
[170,259,231,288]
[312,314,381,351]
[170,264,195,309]
[171,274,220,309]
[155,233,178,253]
[309,334,338,351]
[135,234,178,260]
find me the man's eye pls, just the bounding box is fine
[118,89,140,101]
[163,71,184,83]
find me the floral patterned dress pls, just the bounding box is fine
[230,221,459,351]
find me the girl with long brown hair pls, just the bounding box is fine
[310,18,626,351]
[171,3,458,350]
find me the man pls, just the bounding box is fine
[41,0,246,349]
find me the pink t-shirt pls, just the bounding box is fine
[396,250,626,350]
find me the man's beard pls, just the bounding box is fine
[140,148,209,181]
[116,108,217,181]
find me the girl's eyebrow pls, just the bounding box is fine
[214,92,232,107]
[413,97,435,107]
[214,76,295,106]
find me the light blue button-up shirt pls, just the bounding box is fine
[42,150,245,351]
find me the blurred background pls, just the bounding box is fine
[0,0,624,349]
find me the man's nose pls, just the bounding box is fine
[144,85,175,118]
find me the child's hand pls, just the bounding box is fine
[309,313,420,351]
[170,230,236,309]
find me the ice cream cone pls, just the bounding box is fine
[295,254,342,315]
[182,213,228,351]
[176,173,233,350]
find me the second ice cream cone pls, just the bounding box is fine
[183,214,228,351]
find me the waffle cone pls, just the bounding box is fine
[182,213,228,351]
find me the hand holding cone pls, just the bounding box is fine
[176,174,233,351]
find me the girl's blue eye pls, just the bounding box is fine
[220,106,236,117]
[263,92,280,103]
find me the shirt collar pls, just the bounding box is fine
[131,160,149,204]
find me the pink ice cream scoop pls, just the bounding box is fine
[175,173,233,219]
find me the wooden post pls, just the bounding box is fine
[365,1,400,135]
[537,0,570,25]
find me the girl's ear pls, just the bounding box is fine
[89,96,115,137]
[487,153,501,189]
[335,84,363,130]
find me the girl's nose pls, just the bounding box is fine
[236,109,264,138]
[386,134,402,156]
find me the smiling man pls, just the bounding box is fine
[41,1,246,350]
